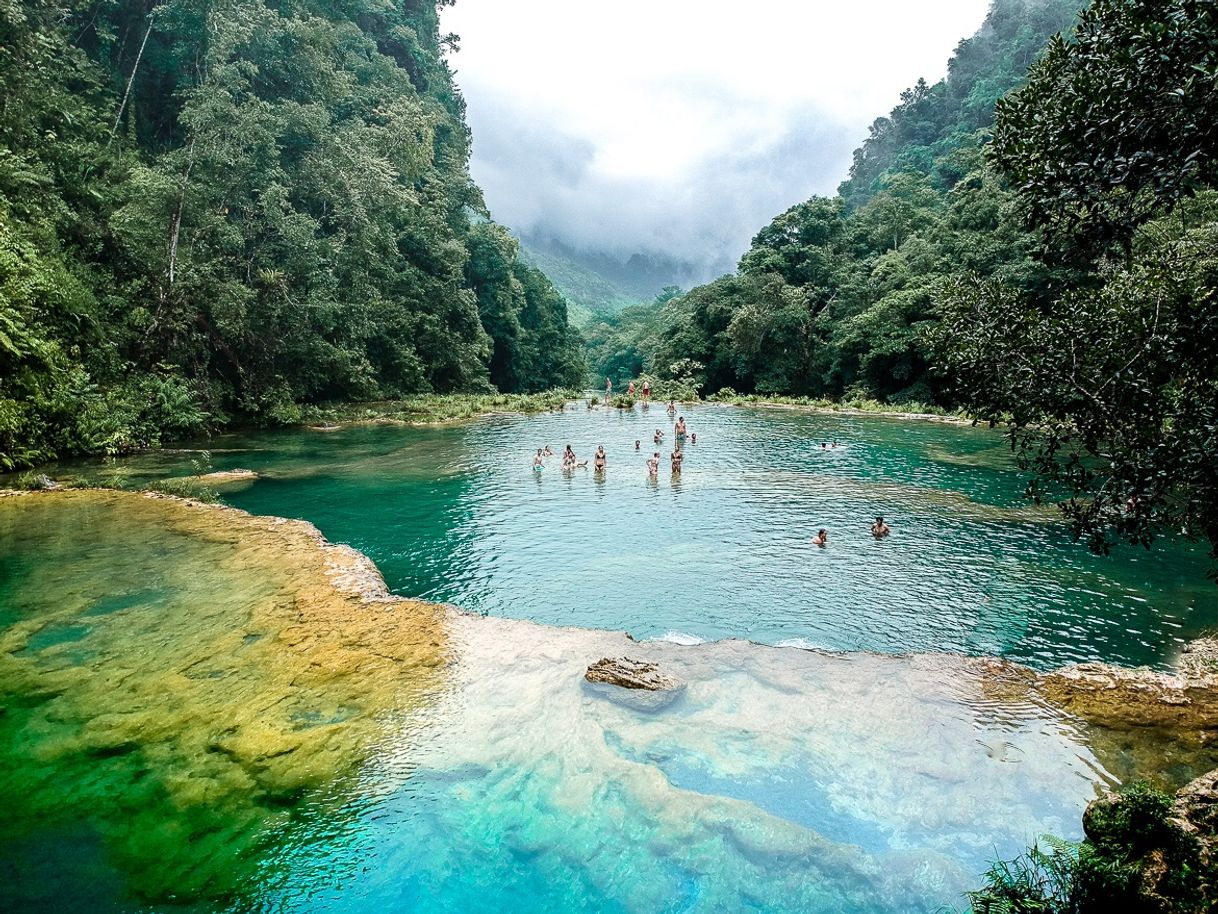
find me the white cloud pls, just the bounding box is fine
[443,0,992,276]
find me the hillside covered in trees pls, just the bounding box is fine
[0,0,585,470]
[586,0,1087,401]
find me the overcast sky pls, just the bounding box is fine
[442,0,992,278]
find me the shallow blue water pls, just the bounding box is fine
[198,403,1217,669]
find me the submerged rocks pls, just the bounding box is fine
[190,468,258,485]
[584,657,685,711]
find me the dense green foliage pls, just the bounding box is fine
[967,783,1207,913]
[0,0,583,470]
[936,0,1218,558]
[990,0,1218,254]
[586,0,1086,403]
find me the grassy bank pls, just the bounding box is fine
[298,390,581,426]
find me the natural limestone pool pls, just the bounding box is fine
[2,404,1216,912]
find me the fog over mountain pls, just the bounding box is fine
[443,0,992,285]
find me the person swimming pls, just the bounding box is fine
[594,446,606,470]
[871,516,891,538]
[635,439,641,450]
[812,529,827,547]
[690,432,697,445]
[543,445,554,457]
[674,416,687,437]
[647,452,660,477]
[654,428,664,444]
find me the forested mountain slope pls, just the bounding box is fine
[0,0,584,469]
[587,0,1087,402]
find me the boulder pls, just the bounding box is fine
[584,657,685,711]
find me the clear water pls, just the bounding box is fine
[4,405,1217,913]
[111,403,1215,669]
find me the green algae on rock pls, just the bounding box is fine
[0,489,448,905]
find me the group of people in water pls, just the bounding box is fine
[531,396,895,544]
[811,516,890,547]
[531,399,698,480]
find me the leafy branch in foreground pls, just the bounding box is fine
[932,204,1218,558]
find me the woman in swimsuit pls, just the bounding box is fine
[647,452,660,477]
[641,381,651,403]
[670,447,684,475]
[594,446,606,471]
[812,529,827,547]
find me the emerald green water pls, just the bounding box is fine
[3,404,1216,913]
[88,403,1216,669]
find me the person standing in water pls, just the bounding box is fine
[594,445,606,471]
[647,452,660,477]
[690,432,697,445]
[670,446,684,475]
[654,428,664,445]
[641,380,651,403]
[635,439,641,451]
[666,400,676,415]
[812,529,828,547]
[871,516,891,538]
[532,449,545,473]
[674,415,687,438]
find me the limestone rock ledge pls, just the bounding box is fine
[1037,639,1218,735]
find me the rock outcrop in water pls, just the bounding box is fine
[1038,639,1218,735]
[585,657,685,710]
[586,657,683,690]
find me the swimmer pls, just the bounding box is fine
[670,447,683,474]
[647,452,660,477]
[871,516,891,538]
[594,446,606,470]
[654,428,664,444]
[690,432,697,445]
[532,449,545,472]
[543,445,554,457]
[635,439,641,450]
[674,416,687,437]
[832,440,838,448]
[821,442,827,449]
[812,529,828,547]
